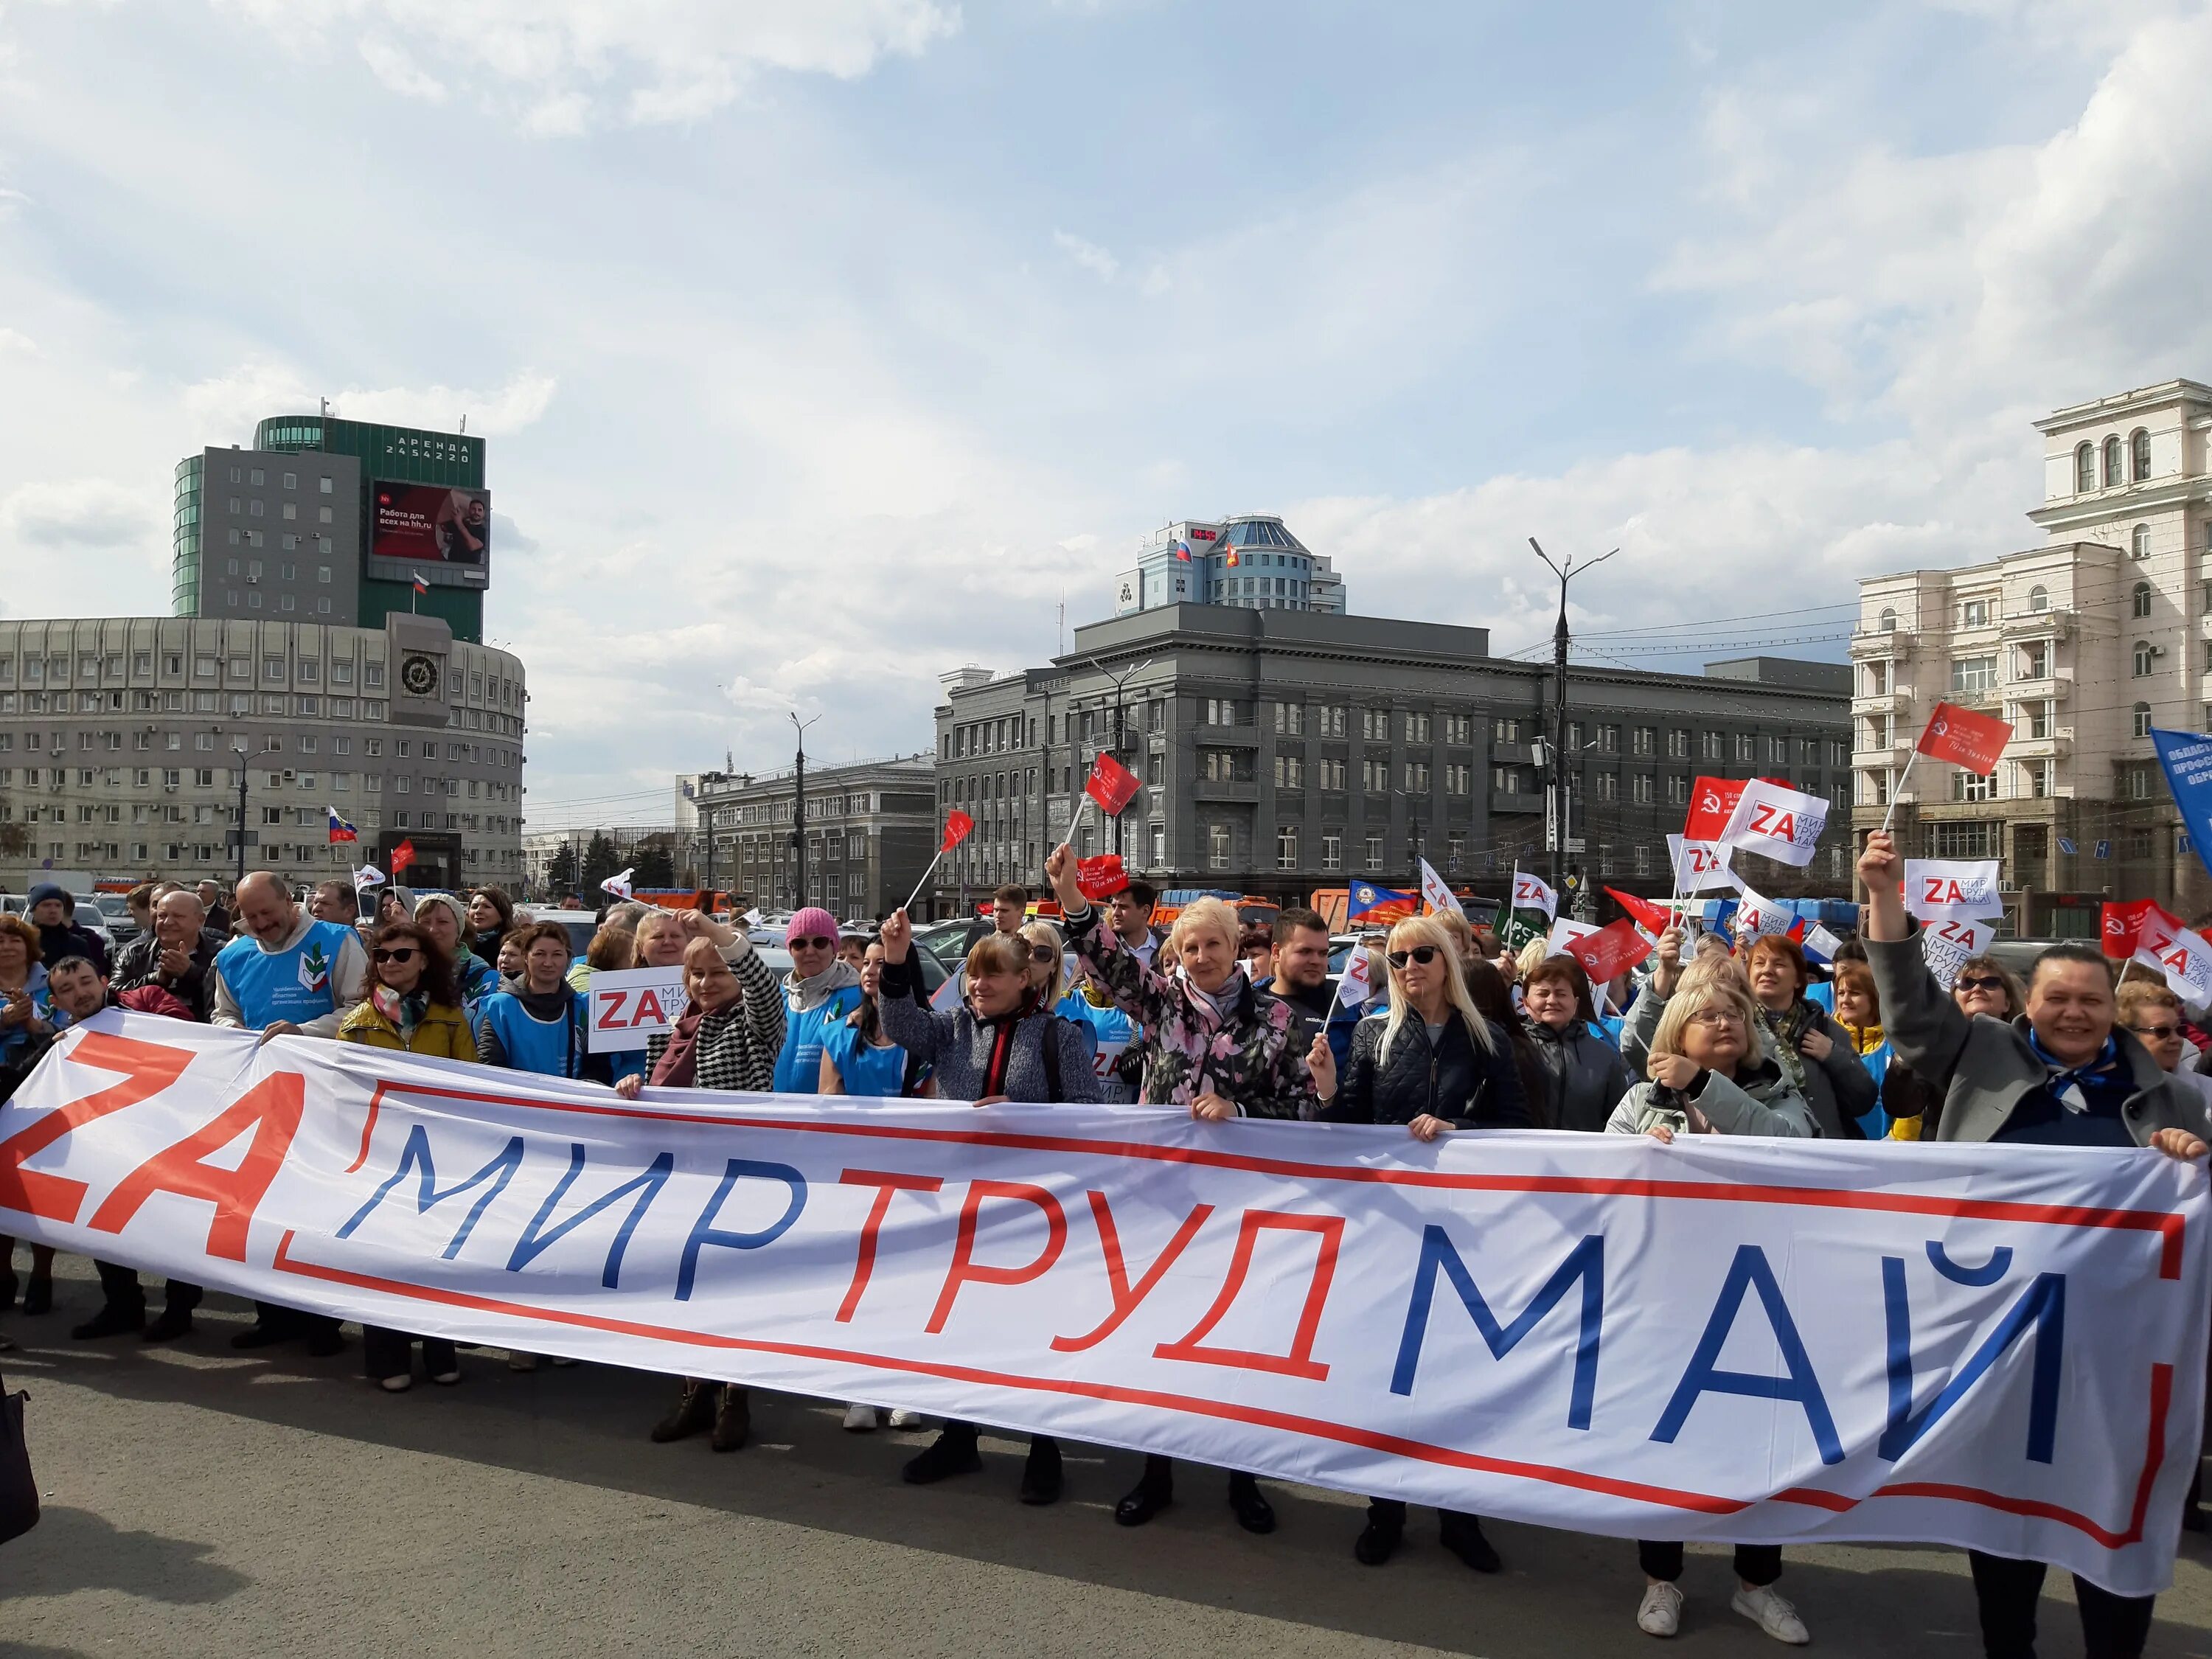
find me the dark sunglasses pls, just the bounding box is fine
[790,936,834,951]
[1387,945,1441,970]
[2129,1023,2183,1041]
[1955,974,2006,994]
[1027,945,1059,962]
[372,947,418,964]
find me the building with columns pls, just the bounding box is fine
[1851,378,2212,935]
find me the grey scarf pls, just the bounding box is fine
[785,957,860,1013]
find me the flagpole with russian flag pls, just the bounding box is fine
[410,570,429,613]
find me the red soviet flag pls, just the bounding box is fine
[1682,777,1745,844]
[1085,752,1141,815]
[939,810,975,853]
[1604,888,1674,936]
[389,838,417,873]
[1918,700,2013,776]
[1076,855,1130,902]
[1566,919,1653,987]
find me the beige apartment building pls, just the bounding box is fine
[1853,379,2212,936]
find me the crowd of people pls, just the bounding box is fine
[0,830,2205,1656]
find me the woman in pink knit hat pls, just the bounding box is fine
[773,907,863,1093]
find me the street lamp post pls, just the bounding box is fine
[790,712,821,908]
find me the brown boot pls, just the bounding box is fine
[710,1385,751,1453]
[649,1379,717,1444]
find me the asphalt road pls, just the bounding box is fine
[1,1259,2209,1658]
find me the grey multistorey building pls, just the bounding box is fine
[929,608,1851,914]
[175,447,364,625]
[692,754,939,919]
[0,614,527,894]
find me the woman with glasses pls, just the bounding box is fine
[1741,934,1879,1138]
[1608,970,1815,1645]
[875,908,1099,1503]
[1307,915,1529,1576]
[773,907,863,1094]
[338,919,477,1392]
[2117,979,2212,1113]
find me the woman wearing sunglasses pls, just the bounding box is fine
[337,919,477,1392]
[1307,915,1530,1576]
[773,907,863,1094]
[1607,967,1816,1645]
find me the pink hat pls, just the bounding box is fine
[787,907,841,947]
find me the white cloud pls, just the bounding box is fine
[214,0,961,130]
[356,34,445,101]
[1053,229,1119,283]
[0,476,161,551]
[181,364,557,441]
[0,327,35,352]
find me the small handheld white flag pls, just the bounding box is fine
[1731,881,1792,940]
[1665,834,1736,895]
[1334,947,1373,1010]
[1418,858,1465,919]
[1903,859,2005,923]
[1511,867,1559,919]
[742,908,765,929]
[2140,922,2212,1006]
[1719,779,1829,869]
[1922,916,1995,990]
[1545,917,1600,956]
[352,862,386,893]
[602,867,635,901]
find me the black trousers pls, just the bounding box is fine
[1638,1540,1783,1587]
[1967,1551,2154,1659]
[251,1299,338,1338]
[363,1326,457,1382]
[1368,1498,1481,1535]
[94,1261,201,1315]
[1133,1453,1256,1492]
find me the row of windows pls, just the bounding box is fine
[2073,430,2153,493]
[220,466,337,495]
[223,496,336,525]
[0,652,521,703]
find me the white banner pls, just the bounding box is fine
[1904,860,2006,924]
[585,966,690,1054]
[1720,779,1829,869]
[2,1015,2203,1596]
[1666,835,1736,895]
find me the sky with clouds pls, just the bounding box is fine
[4,0,2211,832]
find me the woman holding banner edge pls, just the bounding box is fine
[1048,839,1319,1534]
[1859,827,2205,1659]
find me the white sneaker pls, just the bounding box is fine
[1637,1582,1683,1637]
[886,1409,923,1429]
[841,1402,877,1432]
[1731,1585,1809,1645]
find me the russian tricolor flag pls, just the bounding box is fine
[326,806,358,844]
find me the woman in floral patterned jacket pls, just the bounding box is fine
[1047,846,1318,1122]
[1045,843,1321,1537]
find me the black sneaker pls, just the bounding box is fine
[1353,1519,1402,1566]
[901,1430,983,1485]
[71,1304,145,1341]
[1227,1474,1276,1535]
[1018,1439,1062,1506]
[142,1306,194,1343]
[1439,1517,1502,1573]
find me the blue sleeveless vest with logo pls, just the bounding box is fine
[216,919,355,1029]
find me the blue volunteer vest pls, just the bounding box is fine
[478,990,585,1079]
[217,919,356,1029]
[821,1020,911,1098]
[775,984,863,1093]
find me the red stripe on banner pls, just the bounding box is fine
[352,1078,2190,1267]
[271,1232,2177,1540]
[1775,1362,2171,1547]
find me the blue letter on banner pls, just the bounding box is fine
[1652,1244,1843,1466]
[677,1160,807,1301]
[1391,1227,1604,1430]
[507,1144,675,1289]
[1880,1245,2065,1464]
[336,1123,526,1259]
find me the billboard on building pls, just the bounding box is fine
[370,482,491,585]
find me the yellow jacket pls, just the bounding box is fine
[338,997,479,1060]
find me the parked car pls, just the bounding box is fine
[92,893,142,947]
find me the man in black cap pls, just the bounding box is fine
[25,883,108,974]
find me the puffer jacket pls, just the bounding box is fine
[337,997,479,1060]
[1606,1054,1816,1139]
[1068,902,1317,1119]
[1322,1009,1531,1130]
[877,956,1100,1104]
[1523,1015,1635,1133]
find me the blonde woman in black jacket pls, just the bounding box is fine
[1307,914,1528,1574]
